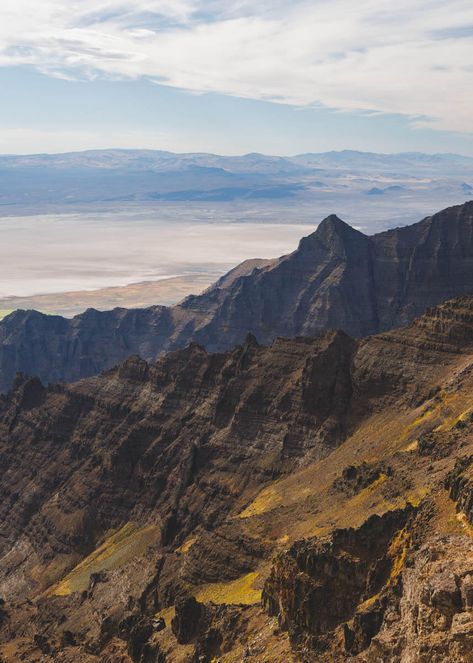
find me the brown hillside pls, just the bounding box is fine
[0,297,473,660]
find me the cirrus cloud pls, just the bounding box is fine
[0,0,472,133]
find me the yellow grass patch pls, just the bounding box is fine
[177,537,197,554]
[194,571,262,606]
[435,407,473,432]
[388,528,410,580]
[238,486,281,519]
[47,522,159,596]
[402,439,419,453]
[155,605,176,624]
[358,527,410,612]
[396,391,467,443]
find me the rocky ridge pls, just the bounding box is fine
[1,201,473,392]
[1,296,473,660]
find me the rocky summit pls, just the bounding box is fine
[1,296,473,660]
[1,201,473,392]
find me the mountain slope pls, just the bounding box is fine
[1,297,473,660]
[1,201,473,393]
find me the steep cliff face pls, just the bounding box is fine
[244,299,473,662]
[1,201,473,392]
[263,509,473,663]
[1,297,473,661]
[372,201,473,329]
[187,215,378,348]
[0,330,359,611]
[262,508,414,657]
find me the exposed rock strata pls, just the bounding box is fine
[262,507,414,657]
[0,297,473,660]
[1,201,473,391]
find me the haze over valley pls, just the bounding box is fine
[1,149,472,317]
[0,210,309,316]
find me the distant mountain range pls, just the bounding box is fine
[1,200,472,392]
[3,148,473,172]
[0,149,472,212]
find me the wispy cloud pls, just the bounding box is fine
[0,0,472,133]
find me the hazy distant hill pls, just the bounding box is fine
[3,148,473,173]
[0,149,472,212]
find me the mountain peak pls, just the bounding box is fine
[2,203,473,392]
[316,213,352,233]
[298,214,366,252]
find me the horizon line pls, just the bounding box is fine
[1,147,473,160]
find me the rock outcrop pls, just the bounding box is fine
[262,507,414,658]
[367,535,473,663]
[1,295,473,660]
[264,515,473,662]
[1,201,473,391]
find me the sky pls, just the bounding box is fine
[0,0,472,156]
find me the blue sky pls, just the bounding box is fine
[0,0,472,156]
